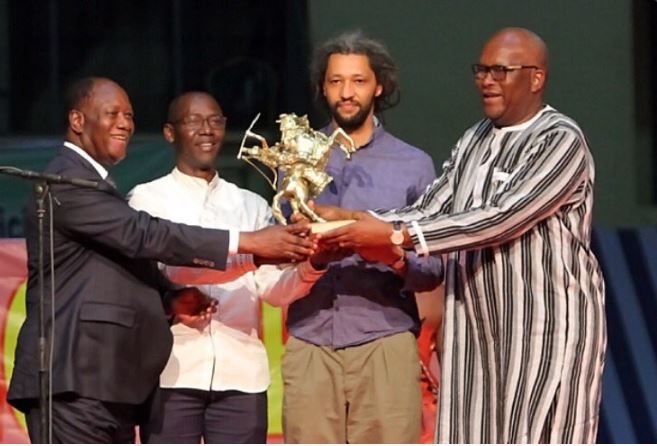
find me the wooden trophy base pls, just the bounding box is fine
[310,220,356,234]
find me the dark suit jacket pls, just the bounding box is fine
[8,147,230,412]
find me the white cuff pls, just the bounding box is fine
[228,229,239,255]
[227,253,257,273]
[411,220,429,257]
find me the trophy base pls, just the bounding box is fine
[310,220,356,234]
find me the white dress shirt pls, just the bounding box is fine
[128,168,323,392]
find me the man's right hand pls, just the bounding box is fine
[239,222,317,262]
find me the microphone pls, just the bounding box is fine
[0,166,100,189]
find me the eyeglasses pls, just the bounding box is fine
[173,114,227,130]
[471,64,539,81]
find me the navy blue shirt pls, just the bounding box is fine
[286,123,443,348]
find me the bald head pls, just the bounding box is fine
[167,92,220,123]
[64,77,128,116]
[484,27,549,73]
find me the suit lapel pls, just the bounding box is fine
[58,147,102,178]
[57,147,123,198]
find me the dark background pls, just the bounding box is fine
[5,0,313,133]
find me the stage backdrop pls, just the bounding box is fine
[2,230,657,443]
[0,239,27,443]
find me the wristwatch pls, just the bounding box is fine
[390,221,404,246]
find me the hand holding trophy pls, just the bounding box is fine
[238,113,357,232]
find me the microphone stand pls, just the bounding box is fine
[0,166,99,443]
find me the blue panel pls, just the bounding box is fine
[595,228,657,443]
[599,354,635,443]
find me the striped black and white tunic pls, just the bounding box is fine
[376,106,606,443]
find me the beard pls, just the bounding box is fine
[328,98,375,132]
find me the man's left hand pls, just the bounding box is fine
[170,287,218,330]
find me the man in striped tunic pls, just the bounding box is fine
[319,27,606,443]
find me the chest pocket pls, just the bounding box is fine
[471,167,514,208]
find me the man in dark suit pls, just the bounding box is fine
[7,77,315,443]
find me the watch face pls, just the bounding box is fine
[391,230,404,246]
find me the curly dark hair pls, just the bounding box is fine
[310,30,400,113]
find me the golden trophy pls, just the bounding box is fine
[238,113,356,232]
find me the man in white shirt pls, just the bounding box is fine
[7,77,317,444]
[129,91,335,443]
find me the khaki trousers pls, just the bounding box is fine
[282,332,422,443]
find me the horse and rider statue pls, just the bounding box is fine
[238,113,356,224]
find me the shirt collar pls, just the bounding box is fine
[323,116,383,150]
[171,167,220,190]
[492,105,553,134]
[63,141,108,179]
[360,117,384,149]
